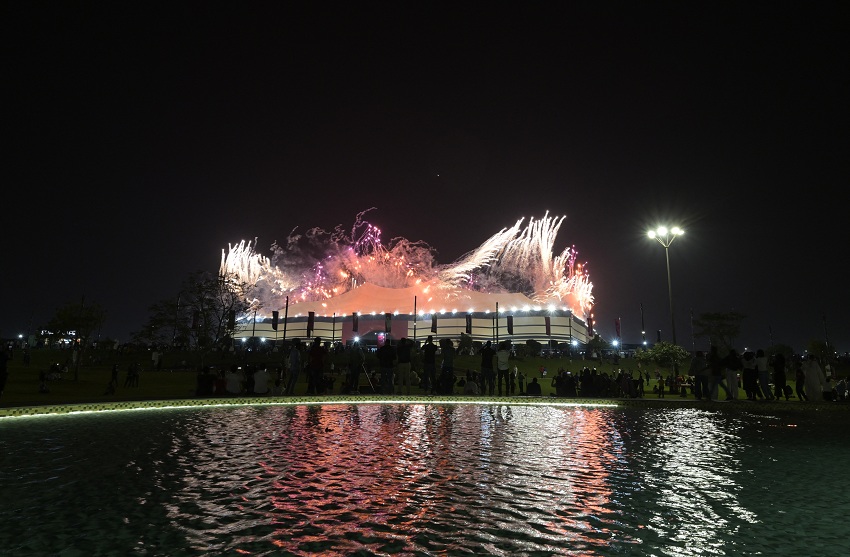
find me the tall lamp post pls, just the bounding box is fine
[647,226,684,346]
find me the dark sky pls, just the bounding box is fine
[4,4,848,353]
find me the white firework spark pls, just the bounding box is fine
[220,209,594,318]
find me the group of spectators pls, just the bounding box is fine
[685,347,842,402]
[188,337,846,404]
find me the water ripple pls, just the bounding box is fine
[0,404,847,556]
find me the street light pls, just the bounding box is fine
[647,226,684,346]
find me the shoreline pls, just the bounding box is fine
[1,393,845,419]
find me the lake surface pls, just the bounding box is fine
[0,402,847,556]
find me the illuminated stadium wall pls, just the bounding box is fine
[234,311,590,347]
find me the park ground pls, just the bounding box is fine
[1,346,846,411]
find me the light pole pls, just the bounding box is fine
[647,226,684,346]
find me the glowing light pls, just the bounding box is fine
[220,209,594,320]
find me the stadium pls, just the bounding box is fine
[221,211,595,349]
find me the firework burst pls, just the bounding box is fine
[220,209,594,318]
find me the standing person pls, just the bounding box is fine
[755,349,774,401]
[244,363,256,395]
[771,352,789,400]
[305,337,327,395]
[253,366,270,395]
[741,351,758,400]
[439,338,456,394]
[104,363,119,395]
[478,340,496,396]
[376,339,397,395]
[284,339,302,395]
[688,351,709,400]
[396,338,413,395]
[129,363,141,388]
[347,340,365,394]
[273,365,285,395]
[421,335,438,394]
[794,360,807,401]
[724,349,742,400]
[225,364,243,395]
[0,347,12,401]
[708,345,731,401]
[802,354,827,402]
[496,341,512,395]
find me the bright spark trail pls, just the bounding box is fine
[220,209,594,319]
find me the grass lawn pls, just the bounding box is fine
[1,346,843,409]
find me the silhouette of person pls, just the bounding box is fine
[479,340,496,395]
[496,341,512,395]
[802,354,826,402]
[396,338,414,395]
[421,336,438,394]
[0,347,12,401]
[305,337,327,395]
[526,377,542,396]
[376,339,397,394]
[771,352,789,400]
[284,339,302,395]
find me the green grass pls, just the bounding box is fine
[1,347,843,408]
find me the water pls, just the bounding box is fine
[0,402,847,556]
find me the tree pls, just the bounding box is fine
[806,340,830,362]
[634,341,690,371]
[46,298,106,381]
[458,332,473,355]
[692,311,746,350]
[586,334,609,359]
[525,339,542,356]
[135,271,255,366]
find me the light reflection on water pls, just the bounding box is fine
[0,404,846,556]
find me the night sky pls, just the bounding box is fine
[5,4,848,353]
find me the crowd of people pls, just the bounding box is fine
[157,337,849,403]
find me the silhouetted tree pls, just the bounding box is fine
[46,297,106,380]
[692,311,746,350]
